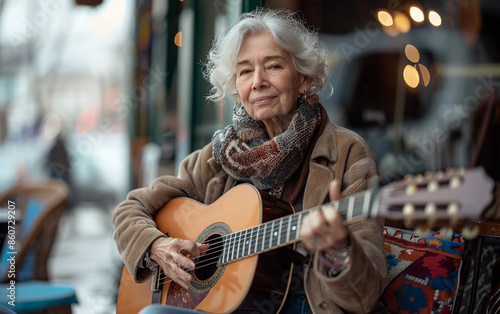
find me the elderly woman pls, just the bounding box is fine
[113,8,386,314]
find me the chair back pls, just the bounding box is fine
[0,179,69,282]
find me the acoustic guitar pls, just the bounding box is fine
[117,167,494,314]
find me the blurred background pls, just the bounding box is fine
[0,0,499,313]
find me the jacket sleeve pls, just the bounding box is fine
[112,144,216,282]
[311,132,387,313]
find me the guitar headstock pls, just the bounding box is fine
[377,167,494,235]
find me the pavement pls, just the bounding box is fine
[49,203,122,314]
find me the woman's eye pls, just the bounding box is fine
[240,69,251,75]
[269,64,282,69]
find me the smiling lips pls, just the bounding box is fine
[252,96,276,104]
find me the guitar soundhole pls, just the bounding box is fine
[194,233,222,281]
[190,222,229,293]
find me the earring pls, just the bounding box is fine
[298,93,307,106]
[233,102,245,117]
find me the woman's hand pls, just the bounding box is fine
[149,237,209,289]
[300,180,349,255]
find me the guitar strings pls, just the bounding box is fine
[154,201,371,286]
[156,226,286,285]
[155,231,259,285]
[154,203,366,286]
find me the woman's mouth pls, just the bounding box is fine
[252,96,276,105]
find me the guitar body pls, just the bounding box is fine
[117,184,296,314]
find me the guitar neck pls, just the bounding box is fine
[218,167,494,265]
[218,188,377,265]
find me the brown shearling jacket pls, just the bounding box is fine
[112,121,387,314]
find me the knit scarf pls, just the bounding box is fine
[212,95,322,198]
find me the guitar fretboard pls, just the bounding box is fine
[218,189,376,265]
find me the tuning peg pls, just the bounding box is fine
[446,167,455,176]
[450,176,461,189]
[403,203,415,216]
[424,203,437,227]
[415,174,424,183]
[406,183,417,195]
[424,171,433,180]
[427,180,439,192]
[440,226,454,240]
[446,202,461,226]
[415,224,431,237]
[458,167,466,175]
[404,174,414,183]
[404,219,415,229]
[462,224,480,240]
[436,171,445,179]
[403,203,415,228]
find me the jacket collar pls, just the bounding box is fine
[311,121,338,164]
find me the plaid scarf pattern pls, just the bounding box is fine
[212,95,322,197]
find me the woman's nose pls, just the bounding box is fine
[252,68,268,90]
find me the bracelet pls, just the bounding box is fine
[319,246,351,276]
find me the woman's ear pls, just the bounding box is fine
[300,75,311,94]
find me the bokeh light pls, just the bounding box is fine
[418,64,431,86]
[429,11,442,27]
[409,6,425,23]
[394,12,411,33]
[174,32,182,47]
[77,105,101,134]
[405,44,420,63]
[377,10,393,27]
[403,65,420,88]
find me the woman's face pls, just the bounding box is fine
[235,32,310,136]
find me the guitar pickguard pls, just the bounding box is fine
[166,282,209,309]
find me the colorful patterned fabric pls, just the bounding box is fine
[381,227,465,313]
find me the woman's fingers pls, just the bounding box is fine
[301,180,349,252]
[149,237,209,289]
[329,180,341,202]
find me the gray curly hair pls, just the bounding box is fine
[204,8,330,103]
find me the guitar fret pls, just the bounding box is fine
[250,226,257,255]
[227,233,234,262]
[240,230,245,259]
[236,230,245,259]
[261,224,266,251]
[243,229,248,258]
[229,233,234,263]
[278,218,285,246]
[347,197,354,221]
[296,213,302,240]
[231,233,236,261]
[270,220,275,248]
[221,235,226,264]
[291,215,299,240]
[223,234,229,264]
[254,225,260,254]
[363,191,371,217]
[353,195,365,219]
[286,215,291,243]
[263,222,271,250]
[339,199,348,220]
[246,228,252,257]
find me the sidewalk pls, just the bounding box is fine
[49,203,122,314]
